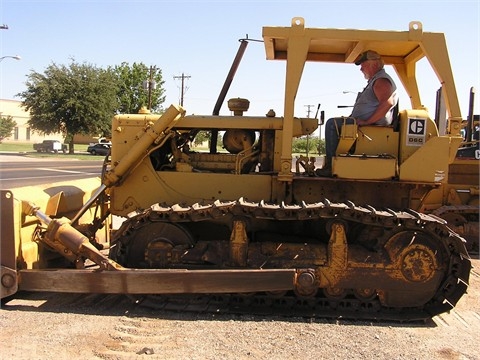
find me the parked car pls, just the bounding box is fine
[97,137,112,145]
[33,140,67,153]
[87,143,111,156]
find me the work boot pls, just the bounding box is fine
[315,166,332,177]
[315,158,332,177]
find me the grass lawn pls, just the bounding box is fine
[0,142,99,160]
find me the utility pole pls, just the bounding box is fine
[148,66,156,110]
[173,73,191,106]
[304,104,315,118]
[304,104,315,157]
[143,66,157,111]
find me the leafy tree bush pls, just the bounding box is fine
[0,115,17,142]
[292,136,325,155]
[193,130,210,147]
[111,62,165,114]
[18,60,118,153]
[17,60,166,153]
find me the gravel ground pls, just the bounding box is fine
[1,259,479,360]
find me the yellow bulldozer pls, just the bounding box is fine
[1,17,477,321]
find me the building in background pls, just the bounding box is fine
[0,99,46,143]
[0,99,102,144]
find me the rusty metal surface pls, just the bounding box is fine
[448,162,479,185]
[18,268,295,294]
[108,199,471,319]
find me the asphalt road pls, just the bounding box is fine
[0,153,105,189]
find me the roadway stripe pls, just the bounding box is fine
[0,165,102,172]
[2,173,100,181]
[36,167,88,174]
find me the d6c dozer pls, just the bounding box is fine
[1,17,476,321]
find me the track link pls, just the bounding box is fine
[113,199,472,321]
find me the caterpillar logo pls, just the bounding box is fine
[406,118,427,146]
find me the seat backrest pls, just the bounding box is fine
[391,101,400,131]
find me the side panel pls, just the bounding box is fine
[352,126,399,158]
[399,136,463,182]
[398,110,441,164]
[110,166,274,216]
[1,190,18,298]
[397,108,463,183]
[290,177,431,210]
[449,159,480,185]
[333,157,397,180]
[1,191,15,269]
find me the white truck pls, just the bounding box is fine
[33,140,67,153]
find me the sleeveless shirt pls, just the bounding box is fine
[350,68,398,126]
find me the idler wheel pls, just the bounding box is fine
[113,222,194,268]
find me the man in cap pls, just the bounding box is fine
[317,50,398,176]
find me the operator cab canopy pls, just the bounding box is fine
[262,17,461,122]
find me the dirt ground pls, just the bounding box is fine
[1,259,479,360]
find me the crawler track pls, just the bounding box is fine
[112,199,472,321]
[138,292,430,322]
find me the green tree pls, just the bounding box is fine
[193,130,210,147]
[0,115,17,142]
[292,136,322,154]
[18,60,118,153]
[317,137,326,155]
[291,136,326,155]
[111,62,165,114]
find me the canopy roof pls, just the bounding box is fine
[262,17,461,121]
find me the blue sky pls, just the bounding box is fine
[1,0,479,132]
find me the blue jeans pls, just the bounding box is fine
[325,117,355,165]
